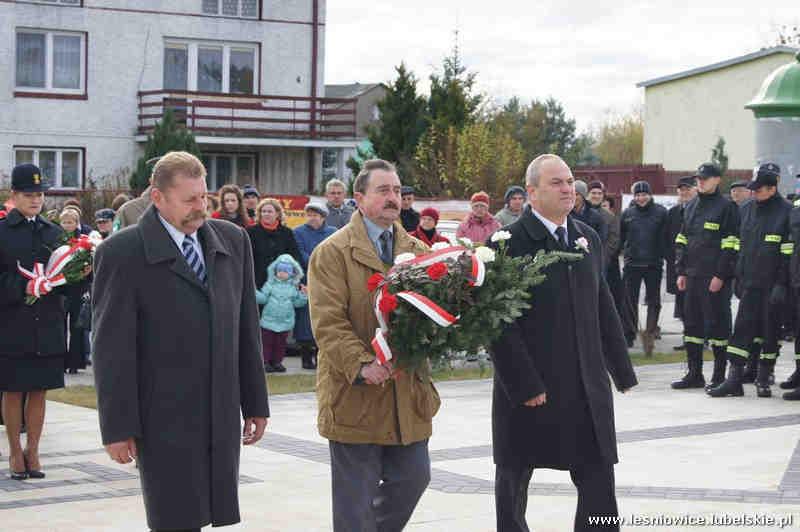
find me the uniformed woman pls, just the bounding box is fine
[0,164,74,480]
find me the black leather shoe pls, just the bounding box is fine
[671,372,706,389]
[264,363,278,373]
[23,455,45,479]
[10,470,28,480]
[273,362,287,373]
[9,458,27,480]
[780,368,800,389]
[783,387,800,400]
[708,365,745,397]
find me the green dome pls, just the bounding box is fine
[746,51,800,118]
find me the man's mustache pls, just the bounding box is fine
[383,202,399,210]
[183,210,208,223]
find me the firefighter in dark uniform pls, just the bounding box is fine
[709,163,793,398]
[665,176,697,347]
[672,164,739,390]
[781,196,800,400]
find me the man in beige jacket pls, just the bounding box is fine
[308,159,439,532]
[113,185,152,231]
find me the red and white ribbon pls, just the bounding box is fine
[370,245,486,364]
[17,238,88,298]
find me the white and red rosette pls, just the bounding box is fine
[369,245,485,365]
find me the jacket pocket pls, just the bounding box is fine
[332,385,372,427]
[412,374,441,421]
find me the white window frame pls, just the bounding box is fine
[164,39,257,94]
[202,0,258,19]
[15,29,86,95]
[203,153,256,190]
[13,147,83,190]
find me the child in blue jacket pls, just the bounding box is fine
[255,254,307,372]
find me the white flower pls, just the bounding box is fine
[490,230,512,242]
[87,231,104,248]
[431,242,451,251]
[474,246,496,263]
[575,237,590,253]
[394,252,417,265]
[457,237,473,247]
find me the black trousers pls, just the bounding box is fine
[329,439,430,532]
[607,259,636,342]
[64,293,87,371]
[673,290,685,320]
[495,462,619,532]
[623,265,662,330]
[683,276,733,348]
[727,287,782,365]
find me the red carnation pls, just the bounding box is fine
[76,237,93,250]
[367,273,384,292]
[426,262,448,281]
[378,294,398,313]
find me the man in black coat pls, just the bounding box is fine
[490,154,638,532]
[93,152,269,531]
[400,185,421,232]
[620,181,669,356]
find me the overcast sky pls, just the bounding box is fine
[324,0,800,132]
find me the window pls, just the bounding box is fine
[14,148,83,189]
[163,44,188,90]
[202,0,258,19]
[322,149,339,182]
[202,153,256,190]
[15,30,86,94]
[164,40,257,94]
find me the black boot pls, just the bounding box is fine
[704,347,727,391]
[741,348,759,384]
[780,360,800,389]
[707,364,744,397]
[783,387,800,400]
[672,345,705,389]
[301,345,316,370]
[755,360,774,398]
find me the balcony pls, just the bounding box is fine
[137,90,358,143]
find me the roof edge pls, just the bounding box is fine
[636,46,799,88]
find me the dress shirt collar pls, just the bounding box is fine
[530,206,568,241]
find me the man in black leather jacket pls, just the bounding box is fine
[620,181,668,355]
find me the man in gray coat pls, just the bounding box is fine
[93,151,269,531]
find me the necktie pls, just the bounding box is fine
[182,235,207,285]
[379,230,393,265]
[555,226,568,250]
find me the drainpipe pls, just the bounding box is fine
[308,0,319,192]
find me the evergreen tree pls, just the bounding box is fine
[426,33,483,132]
[366,63,428,180]
[130,110,201,193]
[711,137,729,176]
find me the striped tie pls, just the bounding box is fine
[182,235,207,285]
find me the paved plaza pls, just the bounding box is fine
[3,353,800,531]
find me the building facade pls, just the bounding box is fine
[0,0,359,195]
[322,82,385,183]
[638,46,798,174]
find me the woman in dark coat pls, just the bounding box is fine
[211,184,253,228]
[0,164,72,480]
[246,197,302,289]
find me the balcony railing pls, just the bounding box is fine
[137,90,357,140]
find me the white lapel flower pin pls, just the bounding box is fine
[575,237,590,253]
